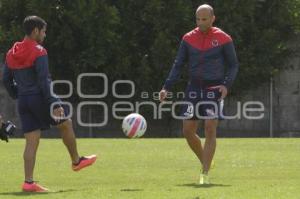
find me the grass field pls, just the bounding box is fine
[0,138,299,199]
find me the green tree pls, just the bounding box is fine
[1,0,300,99]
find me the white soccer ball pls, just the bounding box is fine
[122,113,147,138]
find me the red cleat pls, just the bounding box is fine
[22,182,49,192]
[72,155,97,171]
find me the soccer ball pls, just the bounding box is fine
[122,113,147,138]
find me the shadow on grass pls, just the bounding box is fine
[120,189,144,192]
[0,189,77,196]
[177,183,231,188]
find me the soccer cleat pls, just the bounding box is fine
[199,173,210,185]
[72,155,97,171]
[22,182,49,192]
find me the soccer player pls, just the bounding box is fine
[2,16,97,192]
[159,4,239,184]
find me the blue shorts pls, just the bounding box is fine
[17,94,69,133]
[180,85,224,120]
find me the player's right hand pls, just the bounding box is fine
[159,89,167,102]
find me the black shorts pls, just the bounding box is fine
[180,85,224,120]
[17,94,70,133]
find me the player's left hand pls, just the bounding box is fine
[53,107,65,123]
[218,85,228,100]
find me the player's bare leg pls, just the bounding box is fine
[202,119,218,173]
[183,120,204,165]
[56,119,97,171]
[56,119,80,164]
[23,130,41,182]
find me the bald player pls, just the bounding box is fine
[159,4,239,184]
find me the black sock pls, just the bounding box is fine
[25,180,34,184]
[73,157,84,166]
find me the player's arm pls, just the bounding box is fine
[35,54,60,105]
[2,63,17,99]
[35,55,65,121]
[160,40,188,102]
[222,41,239,89]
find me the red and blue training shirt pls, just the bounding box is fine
[3,38,59,104]
[163,27,239,90]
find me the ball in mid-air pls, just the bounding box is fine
[122,113,147,138]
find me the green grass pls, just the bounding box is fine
[0,138,299,199]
